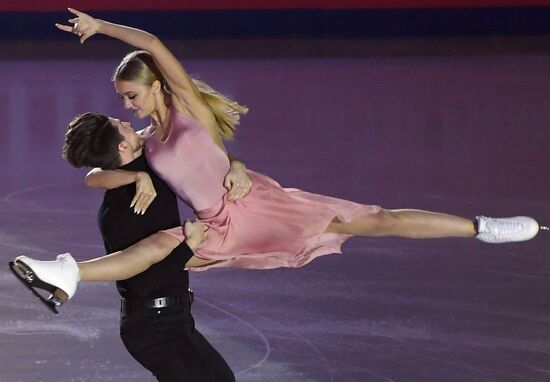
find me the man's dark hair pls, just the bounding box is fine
[62,112,123,169]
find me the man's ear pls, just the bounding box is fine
[118,140,129,153]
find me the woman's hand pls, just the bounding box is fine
[131,172,157,215]
[224,161,252,202]
[55,8,100,44]
[183,220,208,251]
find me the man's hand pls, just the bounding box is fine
[183,220,208,251]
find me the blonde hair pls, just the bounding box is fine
[113,50,248,140]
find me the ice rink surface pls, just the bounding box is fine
[0,37,549,381]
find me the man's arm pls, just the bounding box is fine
[123,241,194,298]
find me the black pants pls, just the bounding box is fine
[120,304,235,382]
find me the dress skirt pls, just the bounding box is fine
[164,170,381,270]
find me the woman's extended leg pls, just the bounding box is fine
[326,209,539,241]
[78,232,181,281]
[80,230,219,278]
[10,231,181,304]
[10,221,208,303]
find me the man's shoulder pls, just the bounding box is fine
[119,153,149,172]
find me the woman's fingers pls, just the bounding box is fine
[55,21,85,41]
[132,192,157,214]
[80,33,91,44]
[132,191,148,212]
[67,7,84,16]
[130,193,139,209]
[141,193,157,213]
[56,9,93,42]
[132,193,147,213]
[55,23,73,33]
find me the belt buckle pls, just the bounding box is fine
[151,297,167,309]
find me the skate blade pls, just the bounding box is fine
[540,225,549,231]
[8,260,62,314]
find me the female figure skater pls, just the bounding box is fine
[11,9,543,308]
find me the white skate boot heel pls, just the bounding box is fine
[9,253,80,314]
[476,216,541,244]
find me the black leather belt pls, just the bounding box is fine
[121,289,194,315]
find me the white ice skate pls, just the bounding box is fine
[476,216,543,243]
[9,253,80,314]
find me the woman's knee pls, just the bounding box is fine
[363,209,400,235]
[327,209,396,235]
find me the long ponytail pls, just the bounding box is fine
[191,78,248,140]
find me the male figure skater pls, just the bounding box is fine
[37,112,234,381]
[92,127,234,380]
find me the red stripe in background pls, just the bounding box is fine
[3,0,550,12]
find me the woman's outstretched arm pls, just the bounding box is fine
[55,9,216,136]
[86,168,141,189]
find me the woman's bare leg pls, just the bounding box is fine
[78,232,181,281]
[326,209,475,238]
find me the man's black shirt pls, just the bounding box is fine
[97,153,193,299]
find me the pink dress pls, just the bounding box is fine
[144,108,381,270]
